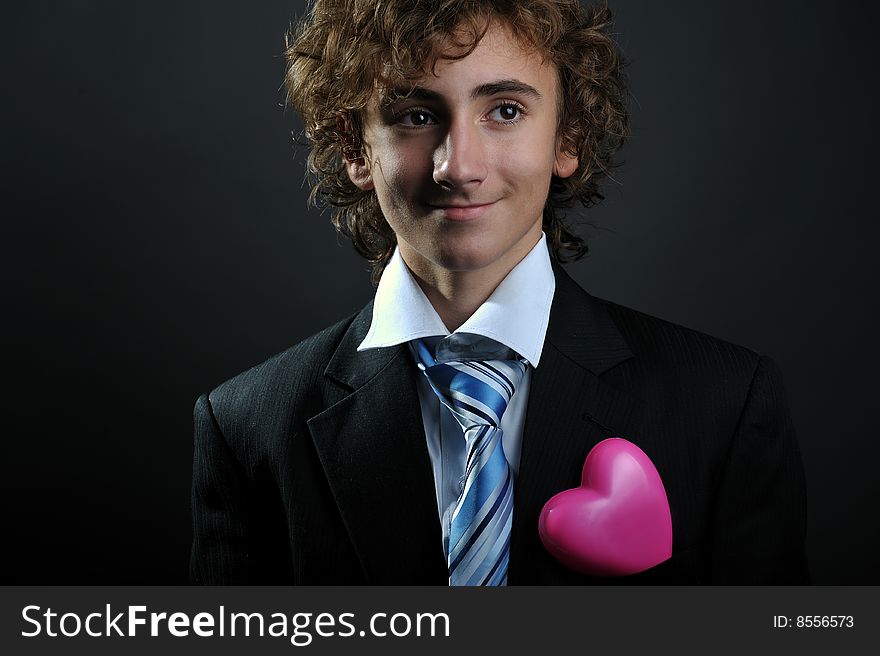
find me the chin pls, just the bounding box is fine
[430,245,505,273]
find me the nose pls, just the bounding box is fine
[433,119,487,190]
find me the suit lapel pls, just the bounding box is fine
[509,264,645,584]
[306,304,447,584]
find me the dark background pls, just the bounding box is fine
[3,0,877,584]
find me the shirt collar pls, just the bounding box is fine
[357,233,556,367]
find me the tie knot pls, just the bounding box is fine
[413,337,527,432]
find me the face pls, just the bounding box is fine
[346,21,578,280]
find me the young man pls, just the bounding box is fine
[190,0,808,585]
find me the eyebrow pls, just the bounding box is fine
[381,78,544,107]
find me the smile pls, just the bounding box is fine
[429,201,497,221]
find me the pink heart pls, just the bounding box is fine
[538,437,672,576]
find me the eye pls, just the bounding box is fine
[488,102,525,124]
[395,109,437,128]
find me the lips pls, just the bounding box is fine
[429,201,497,221]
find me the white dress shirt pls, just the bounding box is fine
[357,234,556,558]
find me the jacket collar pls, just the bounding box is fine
[509,262,643,583]
[310,302,448,583]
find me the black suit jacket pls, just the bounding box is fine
[190,264,809,584]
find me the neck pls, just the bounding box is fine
[399,234,541,332]
[410,269,499,332]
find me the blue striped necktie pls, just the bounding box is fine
[413,338,527,586]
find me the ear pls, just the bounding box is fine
[552,134,579,179]
[337,112,374,191]
[345,156,374,191]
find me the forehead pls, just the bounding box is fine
[376,20,558,105]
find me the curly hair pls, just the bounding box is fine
[283,0,628,282]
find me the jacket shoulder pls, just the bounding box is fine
[202,309,362,444]
[596,296,766,389]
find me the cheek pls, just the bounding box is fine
[494,151,554,204]
[371,144,428,204]
[493,129,557,185]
